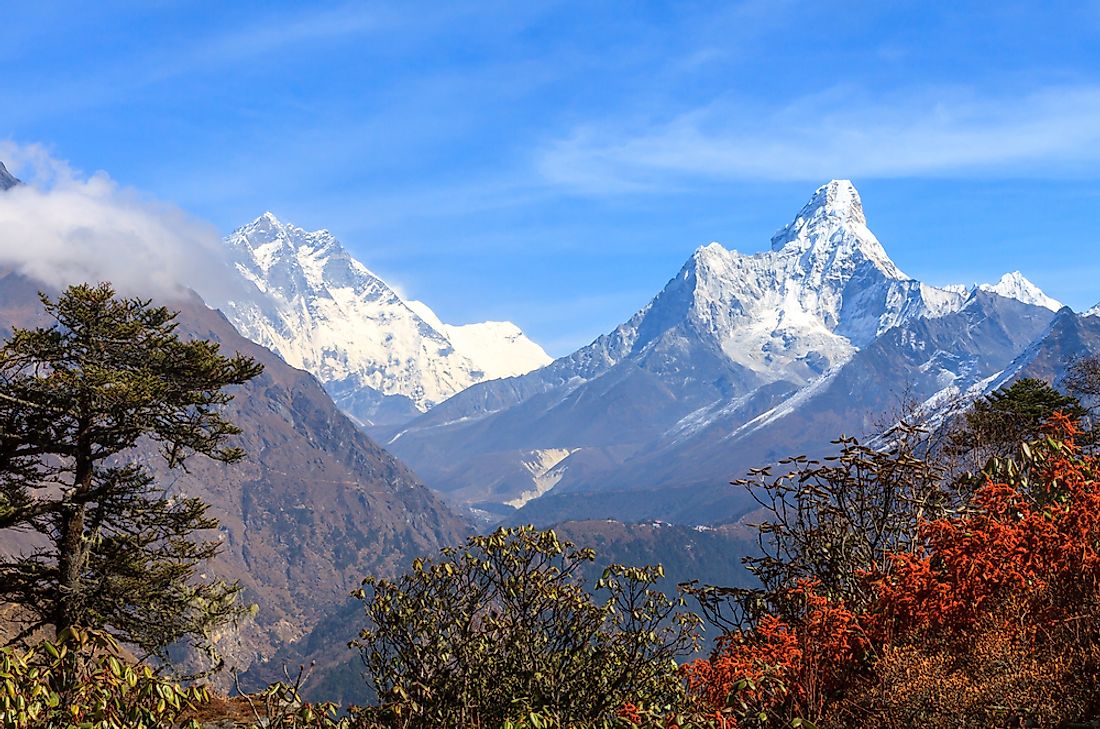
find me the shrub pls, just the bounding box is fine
[688,411,1100,727]
[353,525,701,728]
[0,628,207,729]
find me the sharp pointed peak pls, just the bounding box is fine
[978,271,1062,312]
[225,212,285,250]
[770,179,868,252]
[994,270,1029,285]
[682,242,734,277]
[232,211,288,235]
[246,212,336,241]
[0,161,22,191]
[766,179,906,279]
[806,179,864,221]
[234,212,335,245]
[693,241,728,257]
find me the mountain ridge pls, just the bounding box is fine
[214,212,551,428]
[385,180,1070,521]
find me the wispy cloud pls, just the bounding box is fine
[537,85,1100,192]
[143,4,383,82]
[0,144,234,300]
[3,4,388,125]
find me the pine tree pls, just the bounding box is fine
[0,283,262,663]
[948,378,1086,464]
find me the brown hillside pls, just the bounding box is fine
[0,272,470,688]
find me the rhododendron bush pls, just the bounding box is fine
[686,411,1100,728]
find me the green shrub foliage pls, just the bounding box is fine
[947,377,1087,466]
[0,628,208,729]
[353,525,701,728]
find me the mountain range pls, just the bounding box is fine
[4,163,1100,697]
[378,180,1091,523]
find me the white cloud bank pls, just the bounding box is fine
[537,85,1100,192]
[0,143,234,301]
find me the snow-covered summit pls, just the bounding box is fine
[1085,302,1100,319]
[226,212,377,290]
[533,181,965,399]
[771,179,866,249]
[532,180,1069,404]
[405,300,552,381]
[769,179,905,280]
[936,272,1063,312]
[978,272,1063,312]
[215,213,550,424]
[686,180,945,351]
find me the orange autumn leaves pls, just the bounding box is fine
[684,584,868,723]
[875,412,1100,638]
[684,412,1100,726]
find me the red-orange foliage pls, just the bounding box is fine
[689,412,1100,726]
[874,412,1100,640]
[684,580,868,724]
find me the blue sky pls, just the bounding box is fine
[4,2,1100,355]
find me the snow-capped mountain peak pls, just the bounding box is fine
[769,179,905,280]
[229,212,360,278]
[774,179,866,239]
[406,299,551,381]
[566,180,958,397]
[1085,302,1100,319]
[546,180,1067,407]
[232,211,341,256]
[215,214,551,425]
[978,271,1063,312]
[229,211,288,250]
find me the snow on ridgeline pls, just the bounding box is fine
[935,272,1063,313]
[978,272,1063,312]
[405,300,552,381]
[215,212,551,424]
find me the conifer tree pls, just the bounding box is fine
[0,283,263,662]
[948,378,1086,463]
